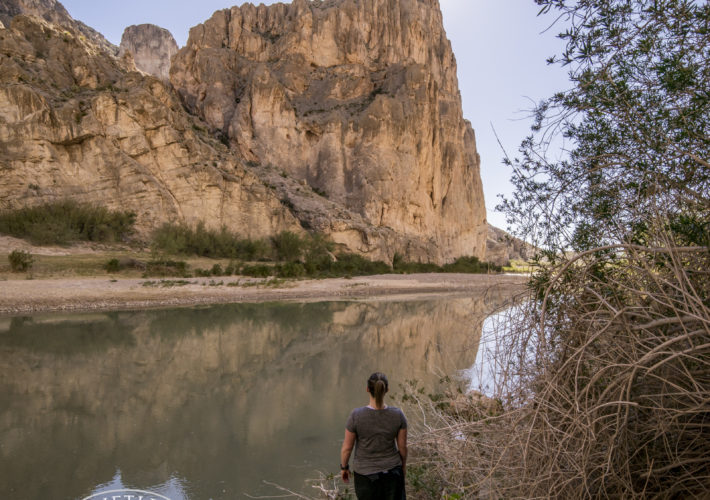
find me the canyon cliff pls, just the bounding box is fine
[119,24,178,82]
[0,0,489,264]
[171,0,487,263]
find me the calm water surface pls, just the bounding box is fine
[0,292,514,499]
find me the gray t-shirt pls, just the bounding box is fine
[346,406,407,475]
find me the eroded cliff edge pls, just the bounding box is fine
[1,0,488,264]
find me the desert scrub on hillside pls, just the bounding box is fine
[0,200,135,245]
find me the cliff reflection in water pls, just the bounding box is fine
[0,292,513,499]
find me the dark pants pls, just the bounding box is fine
[353,467,405,500]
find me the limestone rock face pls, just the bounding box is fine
[171,0,487,263]
[1,0,490,263]
[486,224,534,266]
[119,24,179,82]
[0,16,301,239]
[0,0,117,54]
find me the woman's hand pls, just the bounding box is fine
[340,429,356,484]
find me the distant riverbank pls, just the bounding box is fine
[0,273,527,315]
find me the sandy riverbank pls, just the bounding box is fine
[0,273,527,315]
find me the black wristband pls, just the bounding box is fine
[340,464,349,471]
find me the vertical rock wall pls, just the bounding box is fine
[171,0,487,263]
[0,0,489,263]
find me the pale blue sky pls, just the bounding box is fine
[60,0,568,229]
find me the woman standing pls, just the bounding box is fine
[340,372,407,500]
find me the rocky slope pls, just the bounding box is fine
[0,0,117,54]
[119,24,178,81]
[0,15,301,239]
[486,224,534,266]
[171,0,487,263]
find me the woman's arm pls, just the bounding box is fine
[397,427,408,476]
[340,429,356,483]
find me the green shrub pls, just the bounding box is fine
[272,231,304,261]
[402,261,442,273]
[241,239,271,261]
[151,223,190,255]
[103,257,145,272]
[104,258,121,273]
[442,256,501,274]
[0,200,135,245]
[393,253,443,273]
[304,253,333,275]
[224,261,239,275]
[211,263,223,276]
[300,246,392,278]
[276,261,306,278]
[330,253,392,277]
[151,222,271,261]
[303,235,336,275]
[307,234,335,255]
[241,264,272,278]
[8,250,33,272]
[150,223,455,278]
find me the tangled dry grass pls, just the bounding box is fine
[306,226,709,499]
[402,236,710,499]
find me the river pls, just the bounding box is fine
[0,289,518,499]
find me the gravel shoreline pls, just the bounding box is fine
[0,273,527,315]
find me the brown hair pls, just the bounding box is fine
[367,372,389,408]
